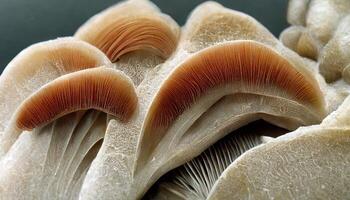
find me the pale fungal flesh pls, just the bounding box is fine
[15,67,137,130]
[207,107,350,199]
[181,1,278,53]
[281,0,350,60]
[287,0,310,26]
[208,131,350,199]
[0,0,350,199]
[0,111,107,199]
[319,15,350,82]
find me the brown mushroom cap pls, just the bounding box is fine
[15,67,137,130]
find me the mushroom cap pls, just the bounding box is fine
[14,67,137,131]
[75,0,179,62]
[136,40,325,167]
[1,1,348,199]
[0,37,110,132]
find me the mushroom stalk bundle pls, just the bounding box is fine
[0,0,350,200]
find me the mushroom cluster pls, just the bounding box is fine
[0,0,349,199]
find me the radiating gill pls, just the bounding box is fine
[145,120,288,199]
[76,17,178,62]
[137,40,325,170]
[15,67,137,130]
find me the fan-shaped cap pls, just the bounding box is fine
[75,0,180,63]
[135,40,325,175]
[14,67,137,130]
[0,37,110,132]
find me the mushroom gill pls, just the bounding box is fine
[111,40,329,199]
[146,121,287,199]
[15,67,137,131]
[0,37,110,133]
[76,17,178,62]
[74,0,179,85]
[74,0,179,62]
[2,1,349,199]
[0,110,107,199]
[136,40,325,171]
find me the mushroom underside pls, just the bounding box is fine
[144,120,288,199]
[0,110,107,199]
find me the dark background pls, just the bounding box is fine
[0,0,289,73]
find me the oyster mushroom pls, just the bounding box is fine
[136,40,325,171]
[0,66,137,157]
[75,0,180,85]
[78,2,331,199]
[0,66,137,199]
[15,67,137,131]
[0,37,110,133]
[131,41,325,199]
[0,1,349,199]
